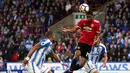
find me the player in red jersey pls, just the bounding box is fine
[63,11,100,73]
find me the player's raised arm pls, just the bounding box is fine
[94,22,101,45]
[27,43,41,58]
[50,52,68,67]
[62,18,87,33]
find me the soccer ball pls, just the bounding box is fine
[79,3,89,13]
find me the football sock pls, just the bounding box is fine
[69,58,78,71]
[75,64,83,70]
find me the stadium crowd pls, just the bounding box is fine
[0,0,77,62]
[103,1,130,62]
[0,0,129,69]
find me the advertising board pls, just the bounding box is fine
[6,62,130,73]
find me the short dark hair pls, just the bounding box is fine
[45,31,53,38]
[86,10,93,15]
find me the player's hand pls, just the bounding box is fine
[62,27,67,32]
[22,59,28,67]
[102,63,106,68]
[62,63,68,67]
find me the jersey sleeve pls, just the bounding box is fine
[40,39,52,47]
[96,22,101,33]
[77,19,85,27]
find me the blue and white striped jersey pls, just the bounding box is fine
[89,43,107,64]
[30,38,53,68]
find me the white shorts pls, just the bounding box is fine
[84,61,97,73]
[27,61,50,73]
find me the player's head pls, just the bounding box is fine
[86,10,93,22]
[45,31,55,41]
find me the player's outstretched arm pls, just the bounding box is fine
[22,43,41,67]
[62,26,80,33]
[93,21,101,45]
[102,54,108,68]
[50,52,68,67]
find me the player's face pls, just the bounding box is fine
[87,14,93,22]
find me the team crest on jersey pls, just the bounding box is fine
[91,24,94,27]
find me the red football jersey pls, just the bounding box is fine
[77,19,101,46]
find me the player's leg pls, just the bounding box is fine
[27,62,41,73]
[68,50,81,72]
[74,56,87,70]
[70,49,81,69]
[75,43,92,70]
[93,71,99,73]
[84,61,99,73]
[47,71,52,73]
[40,65,52,73]
[64,44,82,73]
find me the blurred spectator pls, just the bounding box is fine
[106,32,112,44]
[10,51,20,62]
[122,44,129,57]
[109,44,116,61]
[48,13,53,26]
[117,52,121,62]
[2,50,8,61]
[25,35,34,52]
[19,42,28,60]
[56,41,63,53]
[122,56,127,62]
[65,1,72,13]
[64,49,73,62]
[15,26,22,39]
[60,49,66,61]
[108,56,113,62]
[47,57,53,63]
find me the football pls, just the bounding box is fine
[79,3,89,13]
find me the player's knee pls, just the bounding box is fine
[80,57,86,66]
[93,70,99,73]
[47,70,52,73]
[90,68,98,73]
[80,62,85,67]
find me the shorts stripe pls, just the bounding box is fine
[32,63,36,73]
[42,68,48,73]
[87,63,90,69]
[88,68,95,73]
